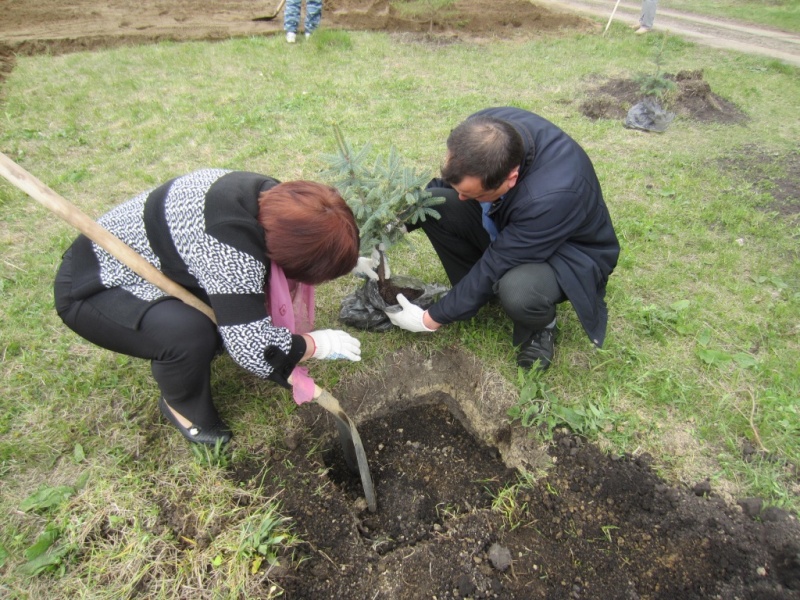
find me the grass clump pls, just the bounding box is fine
[490,469,540,530]
[308,28,353,50]
[237,500,301,573]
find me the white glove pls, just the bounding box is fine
[308,330,361,361]
[385,294,436,333]
[352,256,379,280]
[351,245,391,280]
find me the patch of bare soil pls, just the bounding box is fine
[326,0,592,38]
[718,146,800,218]
[580,69,748,124]
[0,0,592,90]
[216,347,800,599]
[228,399,800,599]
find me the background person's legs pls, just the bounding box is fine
[284,0,301,39]
[304,0,323,34]
[639,0,658,29]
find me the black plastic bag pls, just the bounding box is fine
[624,98,675,132]
[339,275,449,331]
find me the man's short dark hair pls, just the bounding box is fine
[441,115,525,191]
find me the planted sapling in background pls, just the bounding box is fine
[625,33,677,132]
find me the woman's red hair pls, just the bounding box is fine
[258,181,359,285]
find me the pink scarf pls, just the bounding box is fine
[267,261,316,405]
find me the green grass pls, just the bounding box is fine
[1,16,799,598]
[666,0,800,33]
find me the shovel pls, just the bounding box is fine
[0,151,377,513]
[253,0,286,21]
[313,387,376,511]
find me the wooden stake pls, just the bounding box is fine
[604,0,623,36]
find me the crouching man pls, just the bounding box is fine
[389,107,620,371]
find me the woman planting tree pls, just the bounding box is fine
[54,169,364,446]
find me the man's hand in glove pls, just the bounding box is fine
[385,294,440,333]
[307,330,361,361]
[351,245,391,281]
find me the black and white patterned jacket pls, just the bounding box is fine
[66,169,306,387]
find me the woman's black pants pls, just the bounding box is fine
[54,249,223,428]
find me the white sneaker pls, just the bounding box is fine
[305,32,311,39]
[286,32,296,43]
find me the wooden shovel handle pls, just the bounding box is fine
[0,152,217,323]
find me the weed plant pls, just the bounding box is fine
[490,469,540,530]
[0,14,799,598]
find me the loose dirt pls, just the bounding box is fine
[226,346,800,599]
[226,354,799,598]
[580,70,748,125]
[2,2,800,597]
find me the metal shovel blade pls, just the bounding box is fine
[332,417,358,473]
[315,390,376,512]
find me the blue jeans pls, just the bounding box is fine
[284,0,323,34]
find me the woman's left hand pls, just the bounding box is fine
[308,329,361,361]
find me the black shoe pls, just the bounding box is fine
[517,322,556,371]
[159,397,232,446]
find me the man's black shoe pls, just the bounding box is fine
[517,322,556,371]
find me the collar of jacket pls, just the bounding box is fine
[496,123,536,210]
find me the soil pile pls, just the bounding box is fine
[580,70,748,124]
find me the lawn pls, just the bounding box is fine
[0,17,798,598]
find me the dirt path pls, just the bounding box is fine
[536,0,800,66]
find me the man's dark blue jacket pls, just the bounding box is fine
[426,107,620,347]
